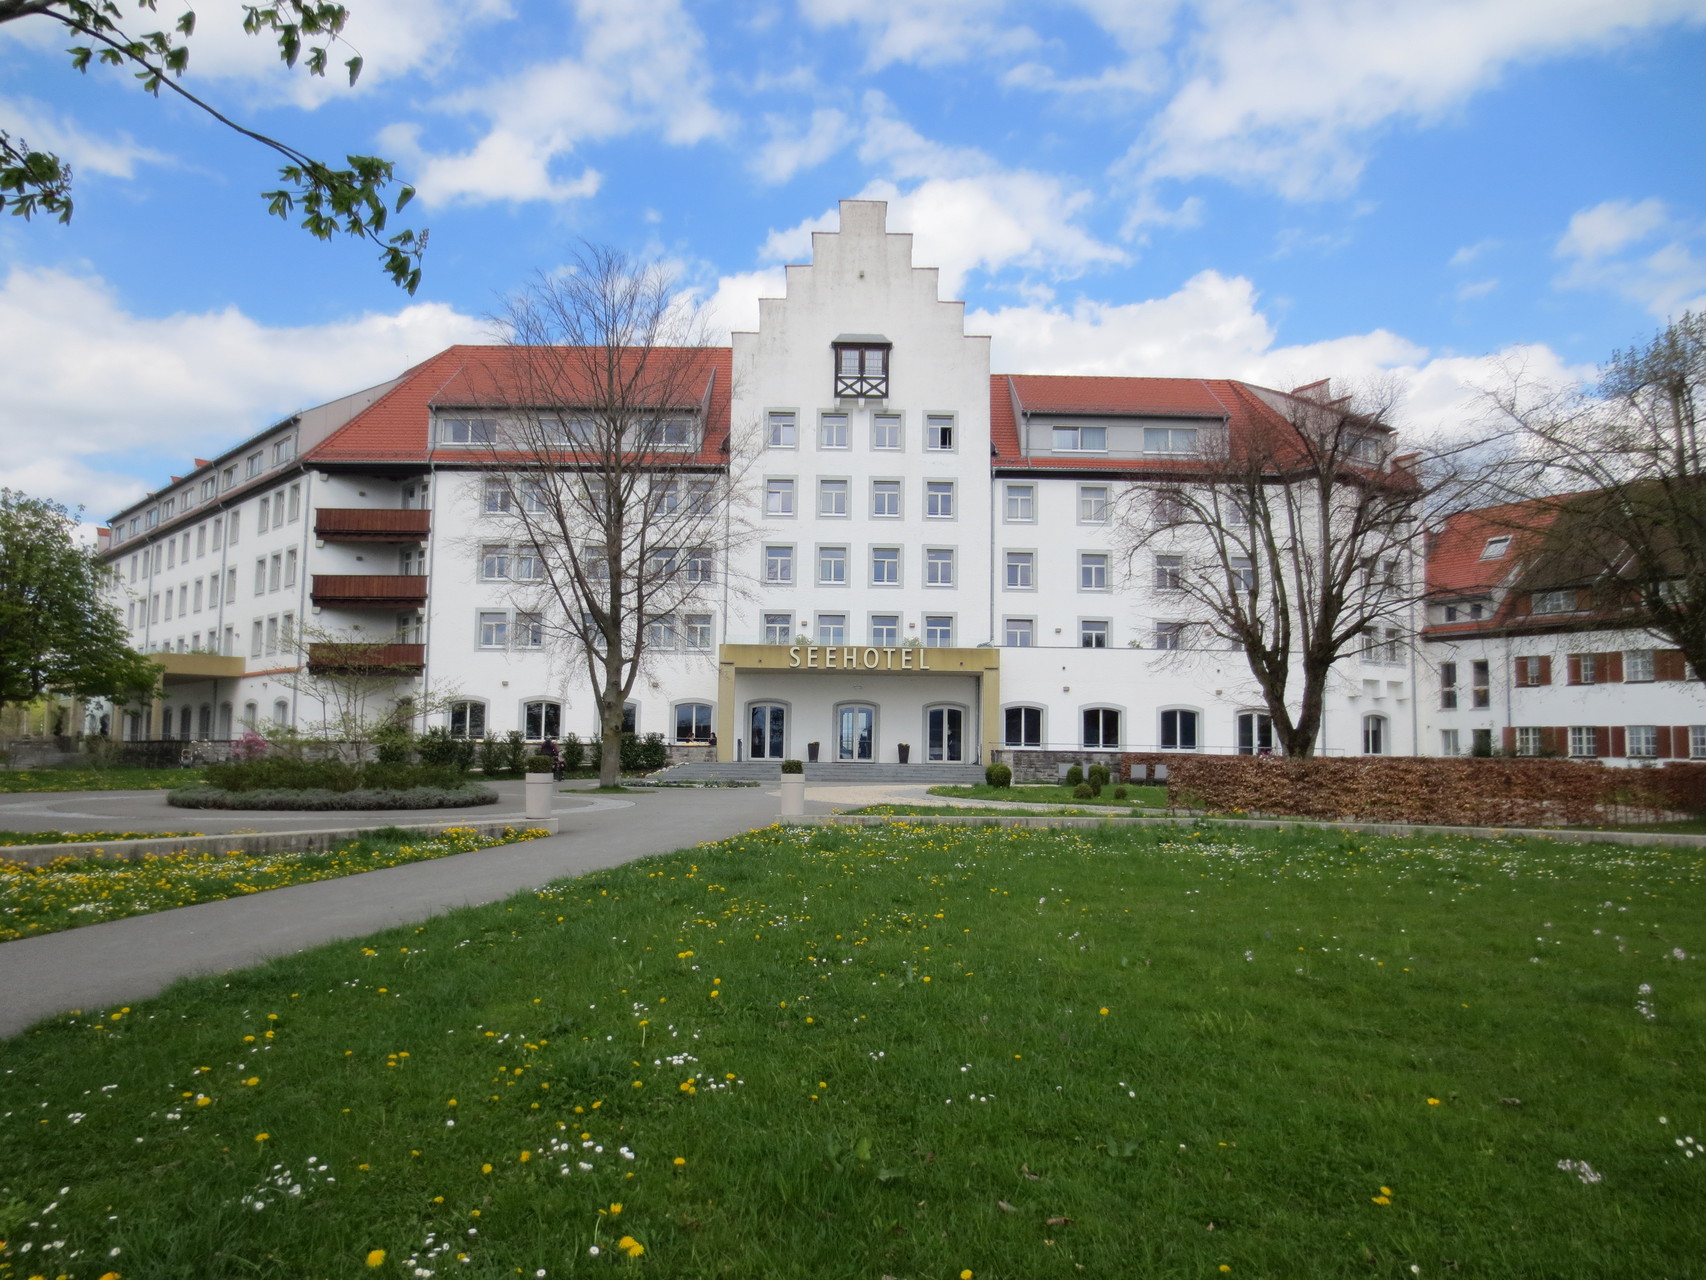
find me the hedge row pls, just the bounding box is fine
[1163,756,1618,827]
[203,759,468,793]
[167,785,499,811]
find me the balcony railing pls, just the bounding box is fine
[306,642,426,674]
[314,508,431,541]
[310,574,428,608]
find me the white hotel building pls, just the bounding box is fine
[98,199,1466,769]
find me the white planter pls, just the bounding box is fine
[524,772,554,821]
[779,774,805,817]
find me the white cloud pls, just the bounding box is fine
[1449,239,1499,268]
[0,266,484,516]
[389,0,728,207]
[0,96,169,179]
[1555,198,1706,317]
[750,108,856,184]
[796,0,1036,68]
[696,267,789,338]
[1125,0,1706,200]
[1455,278,1498,302]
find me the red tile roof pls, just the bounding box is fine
[307,345,732,466]
[1424,497,1561,599]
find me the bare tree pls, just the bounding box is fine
[1484,314,1706,681]
[1119,378,1481,757]
[468,245,746,786]
[281,620,459,760]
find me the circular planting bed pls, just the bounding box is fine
[166,784,499,810]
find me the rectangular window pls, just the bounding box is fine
[443,417,497,444]
[765,478,796,517]
[1625,649,1655,682]
[871,480,901,518]
[687,551,714,585]
[684,614,713,650]
[1005,551,1035,589]
[925,547,955,587]
[272,496,284,529]
[287,485,302,521]
[819,414,849,450]
[1440,661,1458,709]
[1005,484,1035,522]
[1005,706,1042,747]
[250,620,263,657]
[1532,589,1576,615]
[764,613,793,644]
[225,568,236,602]
[1627,725,1658,758]
[483,480,513,513]
[1471,659,1490,708]
[765,545,794,584]
[1144,426,1198,454]
[274,436,297,464]
[1515,655,1547,686]
[280,612,295,648]
[871,546,900,585]
[1471,728,1492,755]
[1053,425,1107,452]
[1081,620,1109,648]
[1153,554,1183,591]
[925,480,955,519]
[1160,708,1197,750]
[167,541,177,570]
[834,344,888,397]
[653,417,694,448]
[925,414,954,451]
[1515,726,1542,756]
[924,615,954,647]
[818,545,848,585]
[1154,622,1185,650]
[226,510,238,544]
[253,558,266,595]
[514,547,543,581]
[818,479,849,517]
[1080,553,1108,591]
[208,575,220,608]
[196,526,206,557]
[870,615,900,646]
[481,545,511,580]
[1083,707,1122,749]
[1577,654,1599,685]
[247,452,263,478]
[1005,617,1034,647]
[1078,485,1109,524]
[646,615,678,650]
[767,411,797,448]
[872,414,902,450]
[1568,726,1599,758]
[817,614,847,645]
[163,590,173,621]
[479,611,510,648]
[1692,726,1706,759]
[264,615,278,656]
[1229,555,1255,591]
[268,554,282,592]
[1440,729,1461,756]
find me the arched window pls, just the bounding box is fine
[449,701,487,739]
[1003,705,1043,748]
[198,704,214,738]
[523,700,562,740]
[1363,714,1388,756]
[1159,708,1199,751]
[674,703,714,742]
[1236,711,1274,755]
[1082,707,1121,749]
[218,702,233,739]
[178,705,195,739]
[242,701,259,730]
[272,698,289,726]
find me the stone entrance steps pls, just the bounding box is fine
[653,761,986,785]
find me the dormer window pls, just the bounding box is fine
[442,417,498,445]
[833,336,890,399]
[1053,425,1107,453]
[1480,535,1510,560]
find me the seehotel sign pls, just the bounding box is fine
[716,642,1001,678]
[788,645,935,671]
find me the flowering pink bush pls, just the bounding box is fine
[230,731,270,762]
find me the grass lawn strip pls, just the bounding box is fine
[0,767,203,793]
[0,826,548,941]
[0,830,202,847]
[928,782,1169,807]
[2,822,1701,1278]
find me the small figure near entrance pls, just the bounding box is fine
[542,737,565,782]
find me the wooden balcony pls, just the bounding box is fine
[306,642,426,675]
[314,508,431,541]
[310,574,428,609]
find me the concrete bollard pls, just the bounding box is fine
[779,774,805,817]
[525,771,555,822]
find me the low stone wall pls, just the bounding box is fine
[991,749,1180,784]
[664,743,716,766]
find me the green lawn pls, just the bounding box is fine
[0,826,547,941]
[2,822,1701,1279]
[927,782,1169,807]
[0,766,203,793]
[0,830,202,847]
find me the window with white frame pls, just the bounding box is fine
[871,480,901,518]
[257,497,269,529]
[1005,617,1034,647]
[1440,728,1461,756]
[1053,425,1107,452]
[514,546,543,581]
[253,558,266,594]
[1470,659,1490,707]
[443,417,497,444]
[925,414,954,451]
[765,545,794,584]
[483,480,513,513]
[818,479,849,517]
[1516,726,1543,756]
[818,545,848,585]
[1143,426,1198,455]
[686,551,714,585]
[1692,725,1706,758]
[1153,554,1183,591]
[653,417,694,448]
[478,612,510,648]
[481,545,510,580]
[872,414,902,450]
[765,478,796,517]
[1005,551,1035,590]
[871,547,901,586]
[515,613,544,648]
[1439,661,1458,709]
[283,550,298,588]
[924,615,954,646]
[1480,536,1511,560]
[1625,649,1655,682]
[817,613,847,645]
[1079,553,1108,591]
[524,700,562,740]
[1005,484,1035,522]
[819,414,849,450]
[1078,485,1109,524]
[870,614,900,646]
[1568,726,1599,757]
[1080,620,1109,649]
[1153,621,1185,650]
[249,619,261,657]
[1237,711,1275,755]
[764,613,793,644]
[1229,555,1255,591]
[646,616,678,649]
[925,480,955,519]
[925,548,955,587]
[675,703,713,742]
[1532,589,1576,615]
[1082,707,1121,748]
[287,484,301,521]
[246,451,263,478]
[684,614,713,650]
[1627,725,1658,758]
[449,701,486,739]
[1363,714,1388,755]
[1005,705,1042,747]
[264,615,278,655]
[767,411,797,448]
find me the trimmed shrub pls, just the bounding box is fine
[984,762,1013,789]
[503,730,528,775]
[415,727,465,769]
[478,736,507,777]
[637,732,669,771]
[372,723,415,764]
[1113,785,1128,800]
[1072,782,1093,799]
[781,759,805,774]
[167,784,498,811]
[201,759,465,793]
[1088,764,1111,792]
[589,732,672,773]
[560,733,584,770]
[1064,764,1083,788]
[524,754,555,774]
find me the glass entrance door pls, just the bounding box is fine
[837,705,875,761]
[926,706,964,762]
[749,704,786,759]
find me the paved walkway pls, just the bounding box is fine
[0,781,827,1039]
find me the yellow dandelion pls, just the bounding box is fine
[366,1248,386,1266]
[243,1077,260,1086]
[1099,1007,1109,1015]
[254,1132,269,1142]
[673,1156,686,1166]
[480,1163,493,1174]
[519,1151,531,1163]
[1427,1097,1441,1106]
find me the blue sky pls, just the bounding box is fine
[3,0,1704,522]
